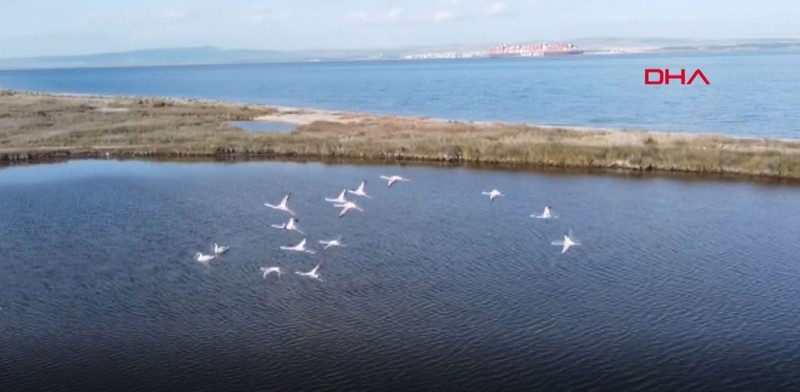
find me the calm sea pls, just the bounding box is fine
[1,160,800,391]
[1,51,799,138]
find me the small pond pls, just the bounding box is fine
[230,120,296,133]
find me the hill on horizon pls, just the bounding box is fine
[1,39,798,70]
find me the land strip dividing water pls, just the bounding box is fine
[2,90,800,180]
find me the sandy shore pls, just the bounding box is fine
[2,89,800,180]
[252,103,633,133]
[253,106,366,125]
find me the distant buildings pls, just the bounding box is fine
[488,43,583,57]
[402,43,584,60]
[402,50,489,60]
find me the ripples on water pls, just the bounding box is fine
[1,160,800,391]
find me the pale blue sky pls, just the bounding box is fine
[0,0,798,58]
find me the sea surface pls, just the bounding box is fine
[1,51,799,138]
[1,160,800,391]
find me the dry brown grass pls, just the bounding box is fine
[0,90,279,154]
[2,90,800,179]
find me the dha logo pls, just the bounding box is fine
[645,68,710,85]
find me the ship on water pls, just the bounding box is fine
[489,43,584,57]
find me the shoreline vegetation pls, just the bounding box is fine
[2,89,800,181]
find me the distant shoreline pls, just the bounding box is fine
[2,89,800,181]
[1,43,798,71]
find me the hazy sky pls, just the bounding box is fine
[1,0,798,58]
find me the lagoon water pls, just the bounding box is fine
[1,51,800,138]
[2,50,800,390]
[1,160,800,391]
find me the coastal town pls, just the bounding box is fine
[401,43,584,60]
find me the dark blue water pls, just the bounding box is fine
[2,160,800,391]
[1,51,799,138]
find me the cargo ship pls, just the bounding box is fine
[489,43,584,57]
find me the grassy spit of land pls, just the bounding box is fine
[2,90,800,180]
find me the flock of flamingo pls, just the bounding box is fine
[194,175,580,283]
